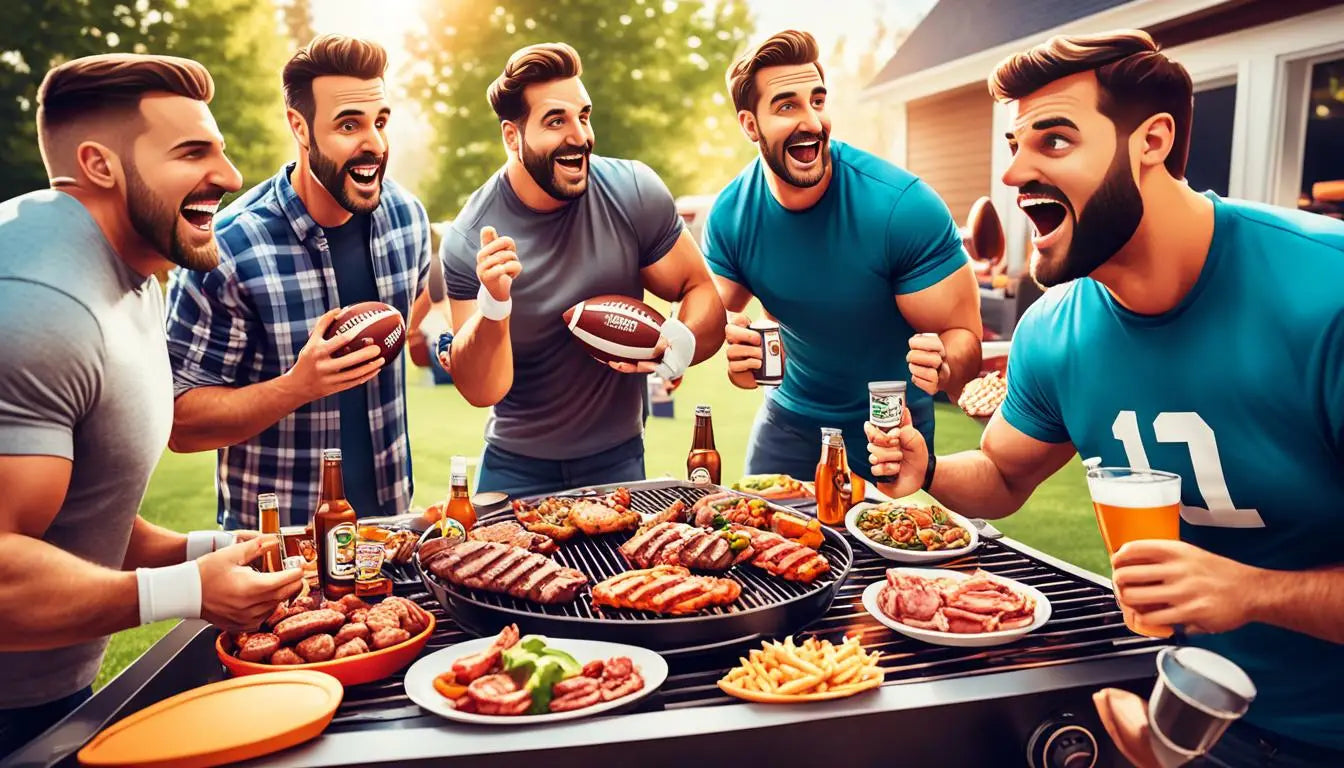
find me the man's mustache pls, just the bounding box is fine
[1019,180,1075,217]
[550,141,593,159]
[342,153,386,171]
[181,186,230,206]
[786,129,827,146]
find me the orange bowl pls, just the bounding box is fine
[216,615,435,688]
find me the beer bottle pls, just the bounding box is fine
[258,492,282,573]
[446,456,477,533]
[815,428,852,526]
[314,448,357,600]
[687,405,721,486]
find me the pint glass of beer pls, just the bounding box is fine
[1085,466,1182,638]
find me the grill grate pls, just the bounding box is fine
[340,486,1160,728]
[424,485,850,626]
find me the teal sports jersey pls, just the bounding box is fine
[702,140,967,442]
[1001,193,1344,748]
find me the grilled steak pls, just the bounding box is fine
[469,521,558,554]
[591,565,741,615]
[731,525,830,583]
[619,522,741,572]
[424,540,587,604]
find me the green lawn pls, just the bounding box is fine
[95,349,1104,689]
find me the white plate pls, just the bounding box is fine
[860,568,1052,648]
[403,636,668,726]
[845,502,980,562]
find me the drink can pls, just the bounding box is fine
[869,381,907,429]
[749,320,785,387]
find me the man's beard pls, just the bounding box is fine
[520,131,592,201]
[1031,140,1145,287]
[310,140,386,214]
[124,163,220,272]
[759,127,829,188]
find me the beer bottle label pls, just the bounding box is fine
[690,467,712,485]
[326,522,356,581]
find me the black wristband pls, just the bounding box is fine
[921,453,937,492]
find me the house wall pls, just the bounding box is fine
[904,83,995,225]
[878,2,1344,278]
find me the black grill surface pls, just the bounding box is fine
[341,485,1160,731]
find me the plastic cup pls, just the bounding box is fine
[1085,467,1182,638]
[1147,647,1256,764]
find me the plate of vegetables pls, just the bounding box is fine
[403,625,667,725]
[844,501,979,562]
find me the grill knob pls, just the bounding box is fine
[1027,714,1099,768]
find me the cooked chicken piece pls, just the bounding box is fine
[469,521,559,554]
[567,500,640,536]
[731,525,830,583]
[452,624,520,683]
[591,565,741,616]
[619,522,743,572]
[513,497,581,541]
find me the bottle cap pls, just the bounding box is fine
[323,448,342,461]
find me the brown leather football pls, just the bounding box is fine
[968,197,1005,266]
[561,294,665,365]
[325,301,406,365]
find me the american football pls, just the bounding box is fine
[562,294,666,365]
[326,301,406,365]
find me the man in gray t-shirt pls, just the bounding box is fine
[0,55,300,762]
[441,42,725,497]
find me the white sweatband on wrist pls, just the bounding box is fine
[136,561,203,625]
[476,284,512,321]
[186,530,235,561]
[654,316,695,381]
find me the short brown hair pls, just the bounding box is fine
[989,29,1193,178]
[283,34,387,124]
[726,30,825,114]
[487,43,583,123]
[36,53,213,177]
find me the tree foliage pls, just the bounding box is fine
[405,0,758,220]
[0,0,292,201]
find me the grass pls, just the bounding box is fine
[95,339,1104,690]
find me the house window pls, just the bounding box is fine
[1299,56,1344,219]
[1186,82,1236,197]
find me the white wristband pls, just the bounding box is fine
[136,561,203,625]
[476,284,512,321]
[186,530,235,561]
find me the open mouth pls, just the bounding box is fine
[179,199,220,231]
[348,164,380,187]
[554,152,586,171]
[785,140,820,164]
[1019,194,1068,238]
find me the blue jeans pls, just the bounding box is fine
[0,685,91,761]
[743,392,935,485]
[475,436,646,498]
[1194,718,1344,767]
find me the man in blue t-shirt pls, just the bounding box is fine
[441,43,725,497]
[867,30,1344,767]
[702,30,983,485]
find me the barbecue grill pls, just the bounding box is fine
[5,479,1164,768]
[421,484,853,649]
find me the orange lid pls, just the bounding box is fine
[78,670,342,768]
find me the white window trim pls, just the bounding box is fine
[1274,45,1344,209]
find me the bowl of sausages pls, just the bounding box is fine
[216,587,436,687]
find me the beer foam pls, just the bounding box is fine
[1086,473,1181,508]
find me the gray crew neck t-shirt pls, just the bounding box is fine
[442,156,683,460]
[0,190,173,708]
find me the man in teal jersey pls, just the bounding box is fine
[866,30,1344,767]
[702,29,983,484]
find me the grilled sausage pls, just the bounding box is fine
[296,633,336,662]
[321,599,349,616]
[364,606,400,633]
[370,627,411,650]
[238,633,281,662]
[263,602,290,630]
[274,609,345,644]
[338,594,370,614]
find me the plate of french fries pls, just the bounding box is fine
[717,635,884,703]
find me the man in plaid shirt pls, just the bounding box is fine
[165,35,432,529]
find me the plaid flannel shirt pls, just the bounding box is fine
[165,164,432,528]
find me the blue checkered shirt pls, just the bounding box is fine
[165,164,432,528]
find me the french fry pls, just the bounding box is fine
[777,673,824,696]
[717,634,886,703]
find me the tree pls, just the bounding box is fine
[277,0,316,48]
[0,0,291,201]
[405,0,758,220]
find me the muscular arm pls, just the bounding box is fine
[447,298,513,407]
[0,456,141,651]
[884,414,1076,518]
[169,378,308,453]
[1249,565,1344,644]
[896,262,983,400]
[641,230,726,364]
